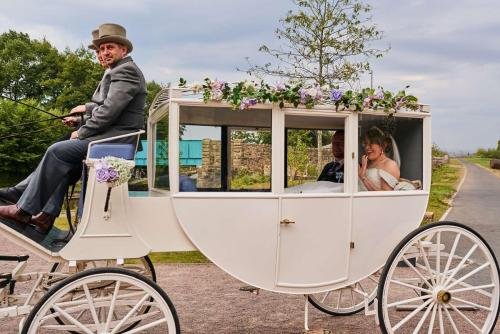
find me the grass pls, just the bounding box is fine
[464,157,490,168]
[424,159,463,224]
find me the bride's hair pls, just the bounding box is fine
[363,126,393,157]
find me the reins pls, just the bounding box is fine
[0,95,84,140]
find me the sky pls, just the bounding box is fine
[1,0,499,154]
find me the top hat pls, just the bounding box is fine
[87,29,99,50]
[93,23,133,52]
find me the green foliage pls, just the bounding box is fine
[49,47,103,111]
[432,143,447,157]
[248,0,387,85]
[146,81,163,112]
[425,160,461,224]
[475,147,500,159]
[231,130,271,144]
[0,30,64,104]
[0,99,66,176]
[231,170,271,189]
[288,137,310,178]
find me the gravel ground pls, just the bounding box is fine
[1,238,499,333]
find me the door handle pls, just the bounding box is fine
[280,218,295,225]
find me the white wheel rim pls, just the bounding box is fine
[26,271,177,333]
[381,225,500,333]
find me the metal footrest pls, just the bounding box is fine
[0,273,12,288]
[239,285,260,295]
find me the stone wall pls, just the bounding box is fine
[197,140,333,187]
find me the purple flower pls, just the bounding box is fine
[96,168,110,183]
[298,87,308,104]
[239,98,258,110]
[330,89,343,102]
[363,96,373,108]
[375,90,384,99]
[108,168,118,181]
[275,81,286,91]
[211,79,226,91]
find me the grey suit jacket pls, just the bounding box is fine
[77,56,146,143]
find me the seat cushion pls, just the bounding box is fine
[89,144,136,160]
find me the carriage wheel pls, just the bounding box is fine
[378,221,500,333]
[22,267,180,334]
[307,270,380,316]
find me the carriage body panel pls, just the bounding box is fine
[50,91,432,293]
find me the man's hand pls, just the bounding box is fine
[70,131,79,140]
[62,116,79,127]
[70,105,86,114]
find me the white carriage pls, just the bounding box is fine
[0,87,499,333]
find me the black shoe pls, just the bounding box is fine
[0,187,22,204]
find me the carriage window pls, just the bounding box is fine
[285,115,346,193]
[153,115,169,190]
[179,106,272,192]
[358,114,423,192]
[229,128,271,191]
[179,125,221,191]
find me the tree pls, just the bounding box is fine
[247,0,386,86]
[0,99,66,177]
[0,30,63,104]
[49,47,103,111]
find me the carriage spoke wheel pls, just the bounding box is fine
[22,267,179,334]
[44,256,156,333]
[308,270,380,316]
[378,222,500,334]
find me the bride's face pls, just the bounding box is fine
[363,140,384,161]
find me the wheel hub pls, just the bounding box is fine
[436,289,451,304]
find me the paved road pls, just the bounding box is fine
[445,160,500,260]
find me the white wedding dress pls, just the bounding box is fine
[358,168,399,191]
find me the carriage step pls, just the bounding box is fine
[239,285,260,295]
[304,330,332,334]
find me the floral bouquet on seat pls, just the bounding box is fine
[94,156,135,218]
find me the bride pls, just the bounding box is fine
[358,127,400,191]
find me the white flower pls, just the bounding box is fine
[190,82,203,93]
[243,80,254,90]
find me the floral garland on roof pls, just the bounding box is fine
[178,78,420,113]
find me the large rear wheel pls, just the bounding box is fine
[378,221,500,333]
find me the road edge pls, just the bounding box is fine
[439,159,467,221]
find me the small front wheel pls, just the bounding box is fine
[22,267,180,334]
[378,221,500,333]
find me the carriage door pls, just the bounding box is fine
[276,117,351,288]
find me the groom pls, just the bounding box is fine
[317,130,345,183]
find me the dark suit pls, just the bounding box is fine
[17,56,146,216]
[317,161,344,183]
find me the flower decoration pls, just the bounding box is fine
[95,156,134,187]
[94,156,135,217]
[178,78,421,113]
